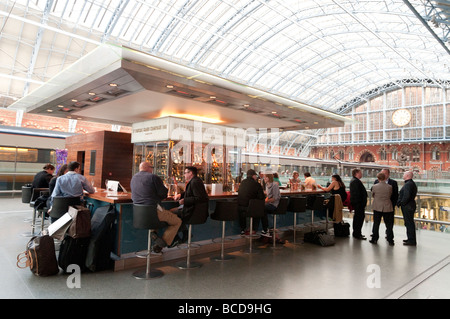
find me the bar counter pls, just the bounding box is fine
[84,188,327,261]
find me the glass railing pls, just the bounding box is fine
[361,191,450,234]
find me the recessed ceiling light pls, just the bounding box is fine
[244,104,249,107]
[57,105,64,108]
[272,111,277,114]
[47,109,53,112]
[109,83,118,87]
[166,85,174,89]
[314,121,319,124]
[88,92,96,95]
[71,99,77,102]
[210,96,216,99]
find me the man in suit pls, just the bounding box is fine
[176,166,209,241]
[350,168,368,240]
[370,172,394,245]
[397,171,418,246]
[373,168,398,210]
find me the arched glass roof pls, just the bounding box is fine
[1,0,449,113]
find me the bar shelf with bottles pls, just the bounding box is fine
[133,141,243,193]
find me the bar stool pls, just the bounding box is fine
[50,196,81,222]
[176,200,209,269]
[22,187,49,237]
[287,196,307,245]
[37,190,50,233]
[269,197,289,249]
[132,204,167,279]
[306,195,325,231]
[243,199,265,254]
[210,200,239,261]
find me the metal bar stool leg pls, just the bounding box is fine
[244,217,260,254]
[22,208,38,237]
[133,229,164,279]
[213,221,234,261]
[177,225,202,269]
[271,215,283,250]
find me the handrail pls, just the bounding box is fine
[362,211,450,227]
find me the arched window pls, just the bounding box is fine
[379,147,387,161]
[391,148,398,161]
[432,147,440,161]
[412,148,420,162]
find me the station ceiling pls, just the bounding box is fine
[1,0,450,136]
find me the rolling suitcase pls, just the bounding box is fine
[58,235,90,273]
[85,205,116,272]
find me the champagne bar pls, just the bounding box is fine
[67,123,329,271]
[84,188,327,270]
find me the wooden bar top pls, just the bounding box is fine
[85,188,326,204]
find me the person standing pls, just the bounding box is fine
[397,171,418,246]
[350,168,368,240]
[373,168,398,211]
[237,169,265,235]
[370,172,394,245]
[131,161,182,251]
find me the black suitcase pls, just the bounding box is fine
[58,235,90,273]
[333,222,350,237]
[85,205,116,272]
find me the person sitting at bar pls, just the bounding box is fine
[289,171,301,187]
[303,172,316,189]
[237,169,265,236]
[131,161,182,252]
[317,174,347,221]
[175,166,208,236]
[256,173,280,237]
[32,163,55,189]
[49,161,95,222]
[45,164,68,209]
[273,172,282,186]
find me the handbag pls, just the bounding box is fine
[17,235,59,276]
[67,205,91,239]
[304,230,335,247]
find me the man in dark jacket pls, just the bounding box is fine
[237,169,265,235]
[178,166,209,222]
[32,164,55,189]
[350,168,368,240]
[397,171,418,246]
[131,162,181,251]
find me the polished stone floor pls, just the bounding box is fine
[1,196,449,299]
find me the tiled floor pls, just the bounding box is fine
[1,196,449,299]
